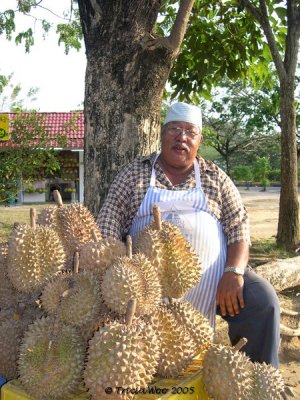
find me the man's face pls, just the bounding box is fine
[160,121,202,169]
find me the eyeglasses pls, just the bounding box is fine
[165,126,200,139]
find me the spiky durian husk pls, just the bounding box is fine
[0,242,17,308]
[37,204,102,269]
[136,221,201,298]
[202,344,253,400]
[101,253,161,317]
[41,271,102,327]
[84,319,159,400]
[18,317,85,400]
[149,305,195,378]
[167,300,212,359]
[80,238,126,276]
[0,314,35,380]
[251,362,285,399]
[37,206,57,227]
[7,224,65,293]
[57,203,101,254]
[78,301,120,344]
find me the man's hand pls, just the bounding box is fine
[216,272,245,317]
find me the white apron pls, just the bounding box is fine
[129,153,227,327]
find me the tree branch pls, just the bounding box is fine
[238,0,286,80]
[284,0,300,77]
[168,0,195,50]
[146,0,195,55]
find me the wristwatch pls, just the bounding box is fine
[224,266,245,276]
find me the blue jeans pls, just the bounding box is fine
[217,269,280,368]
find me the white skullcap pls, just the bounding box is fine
[164,102,202,130]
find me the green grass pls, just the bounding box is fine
[0,203,55,241]
[250,238,296,259]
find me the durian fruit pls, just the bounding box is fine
[101,236,161,317]
[7,209,66,293]
[202,338,253,400]
[167,300,213,360]
[18,316,85,400]
[80,234,126,277]
[251,362,285,400]
[0,303,42,380]
[40,252,102,328]
[84,300,160,400]
[0,241,16,308]
[149,304,196,378]
[135,205,201,298]
[37,190,101,269]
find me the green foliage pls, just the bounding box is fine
[0,9,15,39]
[0,1,83,53]
[200,78,282,175]
[164,0,276,101]
[252,156,271,190]
[57,10,83,54]
[0,72,39,111]
[268,168,280,181]
[232,165,253,182]
[0,112,69,204]
[15,27,34,52]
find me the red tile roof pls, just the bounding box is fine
[0,112,84,149]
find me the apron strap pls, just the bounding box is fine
[194,159,201,189]
[150,152,161,187]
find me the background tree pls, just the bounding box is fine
[0,112,67,204]
[252,156,271,191]
[202,79,282,175]
[0,72,39,111]
[231,165,253,189]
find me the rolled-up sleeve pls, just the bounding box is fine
[96,156,151,240]
[97,167,134,240]
[220,175,251,245]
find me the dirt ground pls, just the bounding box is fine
[239,187,300,398]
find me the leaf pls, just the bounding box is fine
[274,7,286,21]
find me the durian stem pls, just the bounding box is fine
[126,235,133,259]
[53,190,63,208]
[30,208,36,230]
[153,205,162,230]
[125,299,137,326]
[74,252,80,273]
[234,337,248,352]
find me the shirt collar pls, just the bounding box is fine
[142,151,215,172]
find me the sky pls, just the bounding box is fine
[0,1,86,112]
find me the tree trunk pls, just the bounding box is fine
[77,0,175,216]
[277,76,299,249]
[254,256,300,292]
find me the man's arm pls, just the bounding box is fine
[216,172,251,317]
[97,166,134,240]
[216,241,249,317]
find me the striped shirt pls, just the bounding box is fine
[97,152,250,245]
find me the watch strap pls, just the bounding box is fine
[224,266,245,275]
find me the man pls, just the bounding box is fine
[97,102,280,367]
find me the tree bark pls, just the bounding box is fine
[239,0,300,250]
[277,77,299,249]
[77,1,171,215]
[254,256,300,292]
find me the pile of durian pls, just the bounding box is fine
[0,195,286,400]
